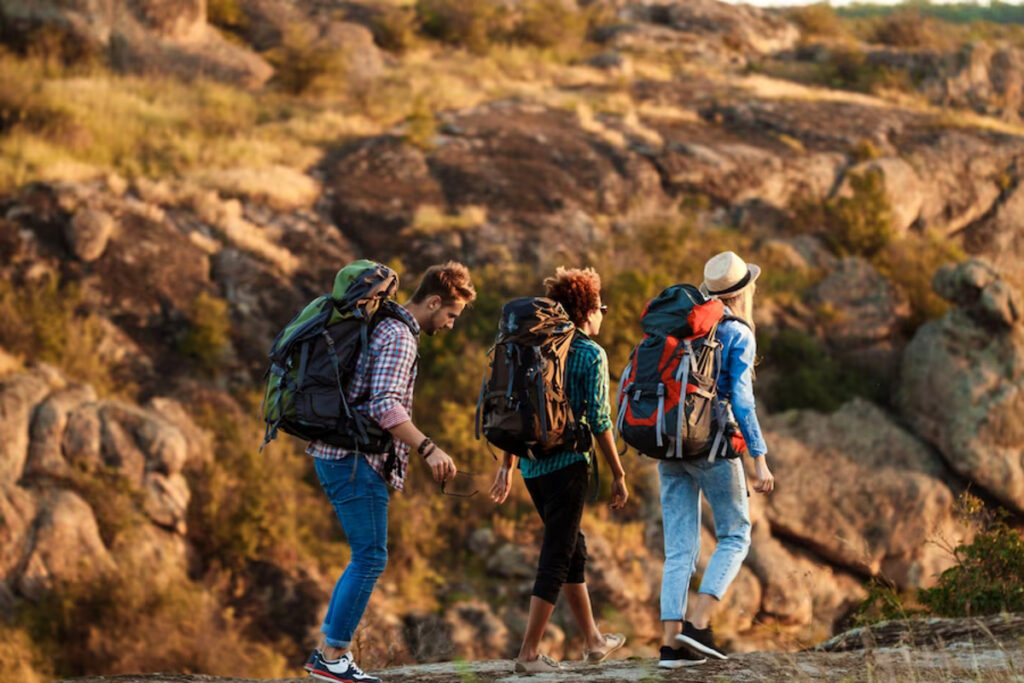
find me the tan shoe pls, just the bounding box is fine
[514,654,563,673]
[583,633,626,663]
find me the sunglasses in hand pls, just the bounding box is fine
[441,470,479,498]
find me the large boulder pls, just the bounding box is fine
[808,257,910,352]
[0,485,38,581]
[24,385,97,480]
[0,371,56,486]
[662,0,799,55]
[962,174,1024,292]
[900,259,1024,514]
[745,520,865,630]
[762,399,964,588]
[0,0,272,86]
[16,489,115,600]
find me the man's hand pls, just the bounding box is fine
[489,466,513,504]
[424,448,456,483]
[609,475,628,510]
[753,455,774,494]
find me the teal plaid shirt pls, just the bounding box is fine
[520,331,614,479]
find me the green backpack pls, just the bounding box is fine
[260,260,412,454]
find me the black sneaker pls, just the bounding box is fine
[676,621,728,660]
[658,645,707,669]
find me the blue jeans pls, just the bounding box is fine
[659,457,751,621]
[314,455,390,648]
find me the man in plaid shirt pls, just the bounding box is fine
[305,261,476,683]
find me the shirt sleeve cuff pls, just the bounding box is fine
[379,406,411,429]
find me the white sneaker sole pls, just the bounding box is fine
[658,657,707,669]
[676,633,729,660]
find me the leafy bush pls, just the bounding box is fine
[871,11,945,49]
[0,276,122,396]
[874,230,965,329]
[179,291,232,373]
[207,0,247,33]
[759,328,883,412]
[787,3,845,38]
[851,577,920,626]
[267,27,349,95]
[815,47,907,94]
[514,0,588,51]
[20,564,289,678]
[371,5,420,53]
[919,493,1024,617]
[823,168,894,258]
[416,0,505,54]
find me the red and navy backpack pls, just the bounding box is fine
[616,284,749,461]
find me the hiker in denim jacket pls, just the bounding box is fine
[489,267,630,674]
[305,262,475,683]
[658,251,775,669]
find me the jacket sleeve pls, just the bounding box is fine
[581,346,614,436]
[366,324,418,429]
[725,325,768,457]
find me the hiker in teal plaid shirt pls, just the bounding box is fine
[490,266,629,674]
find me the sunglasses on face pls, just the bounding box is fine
[599,304,608,314]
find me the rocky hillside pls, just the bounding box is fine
[2,0,1024,679]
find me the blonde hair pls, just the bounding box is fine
[715,285,755,331]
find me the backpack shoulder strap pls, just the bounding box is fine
[719,314,751,330]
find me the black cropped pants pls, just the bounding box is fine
[523,460,589,605]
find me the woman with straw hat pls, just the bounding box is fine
[657,251,775,669]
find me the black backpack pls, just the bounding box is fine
[616,284,749,461]
[475,297,590,459]
[260,260,413,456]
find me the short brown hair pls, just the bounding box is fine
[543,266,601,327]
[410,261,476,305]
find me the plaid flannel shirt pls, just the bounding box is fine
[306,306,420,490]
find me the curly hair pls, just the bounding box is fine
[410,260,477,305]
[543,266,601,327]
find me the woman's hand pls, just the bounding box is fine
[609,475,628,510]
[489,466,513,504]
[752,455,774,494]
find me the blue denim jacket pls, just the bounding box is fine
[716,309,767,457]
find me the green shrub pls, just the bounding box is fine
[19,564,289,678]
[179,291,232,373]
[760,328,883,412]
[371,5,420,53]
[207,0,247,33]
[919,493,1024,617]
[871,11,945,49]
[513,0,588,51]
[0,276,123,396]
[874,230,965,329]
[787,3,845,38]
[267,26,349,95]
[851,577,920,626]
[816,46,906,94]
[823,168,894,258]
[416,0,505,54]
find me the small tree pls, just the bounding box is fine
[919,493,1024,617]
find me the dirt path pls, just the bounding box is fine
[60,615,1024,683]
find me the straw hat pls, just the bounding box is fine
[701,251,761,297]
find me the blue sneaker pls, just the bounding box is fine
[303,649,321,673]
[308,649,382,683]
